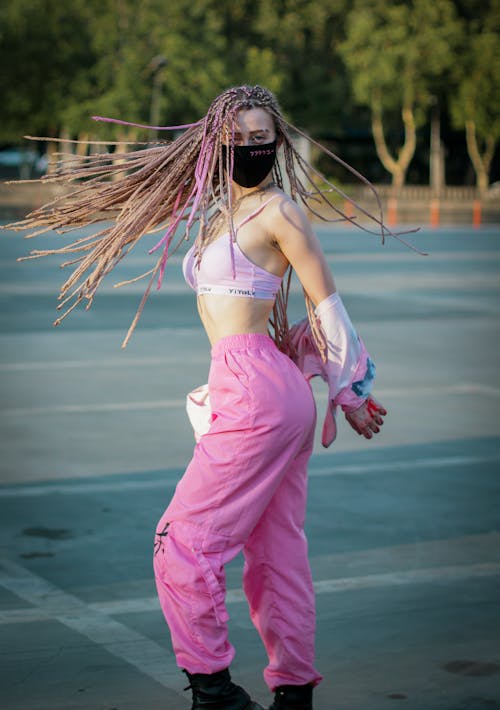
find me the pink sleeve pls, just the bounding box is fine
[288,318,376,448]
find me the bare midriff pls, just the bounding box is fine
[197,294,274,346]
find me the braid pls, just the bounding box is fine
[6,84,416,349]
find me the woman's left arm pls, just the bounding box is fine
[272,198,387,440]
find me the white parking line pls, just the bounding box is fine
[0,399,185,416]
[0,355,207,371]
[1,382,499,418]
[0,452,497,498]
[0,559,186,695]
[1,560,499,628]
[309,453,500,477]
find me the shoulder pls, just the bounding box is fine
[264,192,314,244]
[266,191,307,221]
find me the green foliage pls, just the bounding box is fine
[339,0,462,123]
[62,0,229,135]
[242,47,283,95]
[0,0,498,187]
[252,0,352,135]
[450,0,500,141]
[0,0,97,140]
[0,0,355,142]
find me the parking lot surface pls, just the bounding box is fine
[1,223,499,709]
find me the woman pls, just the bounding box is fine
[10,85,388,710]
[154,92,386,710]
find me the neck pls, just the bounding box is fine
[206,180,276,243]
[230,180,275,203]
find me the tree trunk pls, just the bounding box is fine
[76,133,89,157]
[429,103,444,196]
[398,106,416,182]
[45,140,59,176]
[465,120,495,196]
[111,130,138,181]
[371,94,416,194]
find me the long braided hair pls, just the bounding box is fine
[7,84,414,350]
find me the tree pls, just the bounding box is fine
[250,0,352,135]
[0,0,235,143]
[339,0,462,190]
[0,0,355,151]
[57,0,184,141]
[450,0,500,193]
[0,0,97,142]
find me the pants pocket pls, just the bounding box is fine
[192,544,229,627]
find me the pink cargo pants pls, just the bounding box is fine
[153,333,322,690]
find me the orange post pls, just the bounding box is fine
[472,199,482,229]
[343,199,355,226]
[430,198,440,228]
[387,197,398,227]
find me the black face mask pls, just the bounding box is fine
[222,140,277,188]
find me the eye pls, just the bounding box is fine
[229,133,244,145]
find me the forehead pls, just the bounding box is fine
[229,107,275,135]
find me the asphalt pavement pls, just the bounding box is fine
[0,221,499,710]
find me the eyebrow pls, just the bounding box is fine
[232,129,271,136]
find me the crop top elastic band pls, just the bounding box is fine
[182,194,283,300]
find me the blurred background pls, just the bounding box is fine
[0,0,499,224]
[1,3,500,710]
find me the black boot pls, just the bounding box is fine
[184,668,264,709]
[269,684,313,710]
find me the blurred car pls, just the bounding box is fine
[0,148,48,179]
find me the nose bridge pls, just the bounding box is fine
[237,118,257,145]
[238,126,253,146]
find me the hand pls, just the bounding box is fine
[344,396,387,439]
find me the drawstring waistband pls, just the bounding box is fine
[211,332,274,357]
